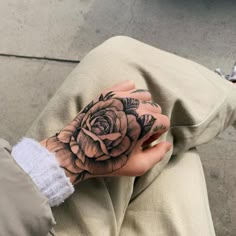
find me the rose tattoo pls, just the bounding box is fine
[46,92,156,183]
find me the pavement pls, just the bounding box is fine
[0,0,235,235]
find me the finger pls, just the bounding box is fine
[96,141,172,178]
[142,114,170,147]
[112,90,151,103]
[138,100,162,114]
[151,114,170,134]
[142,132,162,147]
[125,89,152,101]
[140,141,172,170]
[103,80,135,93]
[137,112,170,147]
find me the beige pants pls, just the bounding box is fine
[27,36,236,236]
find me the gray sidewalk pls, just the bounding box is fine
[0,0,235,235]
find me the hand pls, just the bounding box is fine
[40,81,171,184]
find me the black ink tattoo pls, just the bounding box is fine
[142,101,159,108]
[46,91,156,184]
[153,125,166,133]
[131,89,149,94]
[137,115,156,138]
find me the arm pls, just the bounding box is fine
[0,81,170,236]
[0,139,55,236]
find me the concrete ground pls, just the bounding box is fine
[0,0,235,235]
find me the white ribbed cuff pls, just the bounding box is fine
[12,138,74,207]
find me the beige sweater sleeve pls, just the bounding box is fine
[0,138,55,236]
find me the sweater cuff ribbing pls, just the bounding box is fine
[12,138,74,207]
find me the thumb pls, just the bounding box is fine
[141,141,172,168]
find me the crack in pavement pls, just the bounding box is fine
[0,53,80,64]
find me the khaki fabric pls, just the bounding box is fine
[0,138,55,236]
[27,36,236,236]
[120,148,214,236]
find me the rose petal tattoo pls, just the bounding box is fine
[45,92,156,184]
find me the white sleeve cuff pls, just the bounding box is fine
[12,138,74,207]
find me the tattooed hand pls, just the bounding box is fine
[40,81,171,184]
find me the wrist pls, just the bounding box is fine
[40,139,47,148]
[40,137,78,184]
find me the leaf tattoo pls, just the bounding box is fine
[104,91,115,100]
[142,101,159,108]
[81,100,94,113]
[120,97,139,110]
[137,114,156,138]
[153,125,166,133]
[131,89,149,94]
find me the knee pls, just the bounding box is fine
[91,36,137,56]
[81,36,138,68]
[103,35,136,47]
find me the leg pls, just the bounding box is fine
[120,149,216,236]
[28,36,236,152]
[26,36,236,235]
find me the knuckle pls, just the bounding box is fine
[127,80,135,87]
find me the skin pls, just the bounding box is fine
[40,81,171,184]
